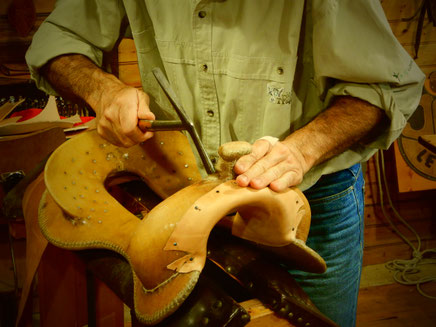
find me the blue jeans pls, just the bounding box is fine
[290,164,365,327]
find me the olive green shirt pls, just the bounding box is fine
[26,0,425,190]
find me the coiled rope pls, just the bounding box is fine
[374,150,436,299]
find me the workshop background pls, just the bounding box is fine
[1,0,435,326]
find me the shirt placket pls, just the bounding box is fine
[192,1,220,162]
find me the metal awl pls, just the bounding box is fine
[139,67,216,175]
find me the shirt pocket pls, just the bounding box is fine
[220,57,296,142]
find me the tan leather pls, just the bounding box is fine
[165,181,308,273]
[44,129,201,205]
[0,127,65,175]
[16,172,48,327]
[39,130,326,324]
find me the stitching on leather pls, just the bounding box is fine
[134,271,200,324]
[38,190,182,295]
[39,190,199,325]
[141,273,179,293]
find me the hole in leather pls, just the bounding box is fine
[104,171,163,219]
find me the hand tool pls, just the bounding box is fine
[139,67,216,174]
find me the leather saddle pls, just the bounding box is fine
[38,129,326,325]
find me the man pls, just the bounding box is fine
[26,1,424,326]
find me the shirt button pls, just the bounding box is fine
[198,11,207,18]
[207,110,214,117]
[202,64,208,72]
[277,67,284,75]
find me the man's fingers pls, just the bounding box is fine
[236,141,289,186]
[235,141,305,190]
[269,171,302,192]
[95,85,158,147]
[136,90,155,141]
[115,89,154,145]
[234,139,271,174]
[98,113,138,148]
[237,161,302,191]
[137,90,153,119]
[234,139,271,187]
[97,123,130,148]
[248,159,298,189]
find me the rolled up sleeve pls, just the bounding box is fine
[311,0,425,148]
[324,78,424,151]
[25,0,125,94]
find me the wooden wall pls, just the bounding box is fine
[363,0,436,268]
[381,0,436,76]
[0,0,56,84]
[358,1,436,326]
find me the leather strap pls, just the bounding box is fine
[207,229,339,327]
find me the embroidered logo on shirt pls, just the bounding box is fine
[267,85,291,104]
[393,59,413,82]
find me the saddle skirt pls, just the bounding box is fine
[39,130,326,325]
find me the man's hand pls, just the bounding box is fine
[42,54,155,147]
[234,138,309,192]
[234,96,386,192]
[95,85,155,147]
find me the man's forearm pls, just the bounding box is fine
[283,96,386,172]
[41,54,155,147]
[41,54,124,111]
